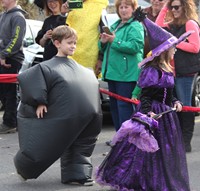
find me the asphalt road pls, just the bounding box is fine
[0,112,200,191]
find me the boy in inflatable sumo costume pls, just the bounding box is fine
[14,25,102,186]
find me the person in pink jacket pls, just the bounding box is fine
[155,0,200,152]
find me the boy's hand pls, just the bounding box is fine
[36,105,47,118]
[0,59,11,68]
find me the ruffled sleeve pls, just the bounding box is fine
[138,66,174,88]
[138,67,160,88]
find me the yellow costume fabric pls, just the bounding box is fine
[67,0,108,69]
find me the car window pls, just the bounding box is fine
[23,23,34,47]
[23,20,43,48]
[29,21,44,40]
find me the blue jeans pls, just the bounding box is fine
[108,80,136,131]
[175,76,195,106]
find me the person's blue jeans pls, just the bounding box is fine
[108,80,136,131]
[175,75,195,150]
[175,76,195,106]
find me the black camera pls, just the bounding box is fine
[68,0,83,9]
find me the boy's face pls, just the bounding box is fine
[55,36,77,57]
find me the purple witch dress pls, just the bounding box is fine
[95,66,190,191]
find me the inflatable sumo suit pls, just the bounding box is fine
[14,56,102,181]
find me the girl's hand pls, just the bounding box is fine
[36,105,47,118]
[148,111,159,118]
[173,101,182,112]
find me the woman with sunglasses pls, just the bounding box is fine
[156,0,200,152]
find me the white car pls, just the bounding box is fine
[20,19,44,73]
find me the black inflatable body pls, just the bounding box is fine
[14,57,102,180]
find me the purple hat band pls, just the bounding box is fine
[152,36,177,56]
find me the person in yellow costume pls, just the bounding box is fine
[62,0,108,71]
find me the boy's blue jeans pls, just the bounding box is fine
[108,80,136,131]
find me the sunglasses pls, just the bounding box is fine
[170,5,181,10]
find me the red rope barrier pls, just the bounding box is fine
[100,88,200,113]
[0,74,18,83]
[0,74,199,112]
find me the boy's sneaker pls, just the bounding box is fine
[0,123,16,134]
[63,178,95,186]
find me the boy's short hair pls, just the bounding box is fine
[52,25,77,43]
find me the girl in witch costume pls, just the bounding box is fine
[95,8,191,191]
